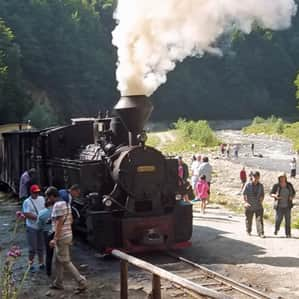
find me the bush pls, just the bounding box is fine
[25,101,59,129]
[252,116,265,125]
[174,118,219,147]
[275,118,284,134]
[243,115,285,135]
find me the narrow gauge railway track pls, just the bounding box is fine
[154,252,273,299]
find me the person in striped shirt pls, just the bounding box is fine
[49,197,87,292]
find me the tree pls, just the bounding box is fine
[0,18,32,123]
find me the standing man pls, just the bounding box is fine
[37,186,59,276]
[290,158,296,178]
[58,184,80,205]
[243,171,265,238]
[270,173,295,238]
[226,144,230,158]
[19,168,36,202]
[49,195,87,291]
[251,143,255,156]
[233,144,240,159]
[22,184,45,271]
[197,157,212,187]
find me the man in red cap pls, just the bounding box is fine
[22,184,45,271]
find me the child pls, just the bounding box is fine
[195,175,210,214]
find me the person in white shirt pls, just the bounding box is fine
[197,157,213,199]
[191,154,201,189]
[197,156,212,183]
[22,184,45,270]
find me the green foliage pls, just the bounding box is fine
[243,116,285,135]
[0,0,299,124]
[293,217,299,229]
[0,0,117,124]
[174,118,219,147]
[283,122,299,151]
[295,73,299,103]
[0,18,13,76]
[25,101,59,128]
[0,18,32,123]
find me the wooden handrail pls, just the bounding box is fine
[112,249,231,299]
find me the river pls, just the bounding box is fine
[216,130,297,173]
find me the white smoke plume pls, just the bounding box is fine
[112,0,297,97]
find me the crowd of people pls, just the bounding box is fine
[177,150,297,239]
[19,168,87,293]
[178,155,212,214]
[220,143,240,159]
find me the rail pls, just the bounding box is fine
[111,249,231,299]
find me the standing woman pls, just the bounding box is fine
[270,173,296,238]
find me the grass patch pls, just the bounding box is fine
[243,116,299,151]
[209,193,244,214]
[293,217,299,229]
[159,119,220,153]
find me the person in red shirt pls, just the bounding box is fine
[240,167,247,193]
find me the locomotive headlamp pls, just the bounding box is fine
[103,196,113,207]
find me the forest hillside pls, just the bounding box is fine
[1,0,299,127]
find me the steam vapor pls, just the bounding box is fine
[112,0,297,97]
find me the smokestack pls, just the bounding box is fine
[114,95,153,145]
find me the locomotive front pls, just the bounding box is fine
[83,95,193,252]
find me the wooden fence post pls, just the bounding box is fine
[120,260,128,299]
[152,274,161,299]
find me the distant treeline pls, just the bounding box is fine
[1,0,299,128]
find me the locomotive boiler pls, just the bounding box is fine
[0,95,193,252]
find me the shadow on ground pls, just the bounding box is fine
[178,225,299,268]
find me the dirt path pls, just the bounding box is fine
[188,205,299,298]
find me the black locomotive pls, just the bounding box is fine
[0,95,192,252]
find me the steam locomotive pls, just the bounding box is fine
[0,95,192,252]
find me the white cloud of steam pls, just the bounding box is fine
[112,0,297,97]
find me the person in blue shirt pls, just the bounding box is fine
[37,186,59,276]
[58,184,80,205]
